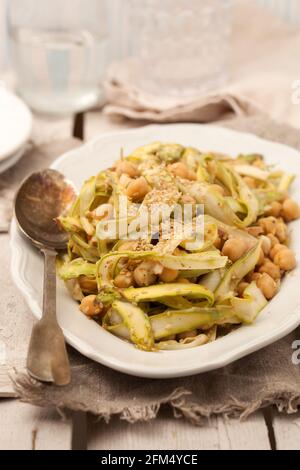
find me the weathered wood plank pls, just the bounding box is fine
[216,414,271,450]
[87,411,271,450]
[0,233,32,396]
[0,400,72,450]
[273,411,300,450]
[85,111,146,141]
[31,114,74,146]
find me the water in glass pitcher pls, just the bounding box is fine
[10,28,108,114]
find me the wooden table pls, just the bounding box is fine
[1,110,300,451]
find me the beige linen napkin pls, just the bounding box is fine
[105,0,300,129]
[10,115,300,424]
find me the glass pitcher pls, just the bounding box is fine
[8,0,109,114]
[113,0,232,99]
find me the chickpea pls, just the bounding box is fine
[79,295,103,317]
[257,248,265,266]
[118,240,138,251]
[126,177,151,202]
[214,236,223,250]
[267,233,279,248]
[119,173,132,188]
[178,330,198,341]
[187,169,197,181]
[176,278,190,284]
[168,162,197,181]
[258,217,277,235]
[79,276,97,293]
[114,271,134,288]
[281,199,300,222]
[275,220,288,243]
[237,282,249,297]
[246,226,264,237]
[258,259,280,280]
[265,201,282,218]
[181,194,196,204]
[168,162,189,179]
[260,235,272,256]
[249,272,262,282]
[159,267,179,283]
[133,260,159,287]
[211,184,225,196]
[269,243,287,260]
[256,273,277,300]
[273,249,296,271]
[243,176,257,189]
[116,160,140,178]
[222,238,248,262]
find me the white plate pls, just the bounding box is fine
[0,146,26,174]
[10,124,300,378]
[0,87,32,161]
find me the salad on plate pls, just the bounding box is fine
[57,142,300,352]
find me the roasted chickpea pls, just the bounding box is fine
[237,282,249,297]
[265,201,282,218]
[126,177,151,202]
[275,220,288,243]
[258,259,280,280]
[119,173,132,188]
[159,267,179,283]
[243,176,257,189]
[79,295,103,317]
[116,160,140,178]
[168,162,196,181]
[114,271,134,288]
[133,260,161,287]
[249,272,262,282]
[258,217,277,235]
[214,236,223,250]
[267,233,279,248]
[176,278,190,284]
[222,238,248,262]
[281,198,300,222]
[260,235,272,256]
[168,162,189,179]
[181,194,196,204]
[246,226,264,237]
[256,273,277,300]
[273,249,296,271]
[257,248,265,266]
[269,243,287,260]
[79,276,97,293]
[118,240,138,251]
[187,169,197,181]
[178,330,198,340]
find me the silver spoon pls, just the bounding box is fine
[14,169,76,386]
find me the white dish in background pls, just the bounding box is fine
[0,145,26,174]
[0,87,32,161]
[10,124,300,378]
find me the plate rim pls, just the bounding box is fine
[10,123,300,378]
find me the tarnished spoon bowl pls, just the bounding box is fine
[15,169,76,386]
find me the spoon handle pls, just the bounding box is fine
[42,248,58,322]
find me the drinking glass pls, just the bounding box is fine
[8,0,109,114]
[114,0,232,99]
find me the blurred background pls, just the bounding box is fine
[1,0,300,122]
